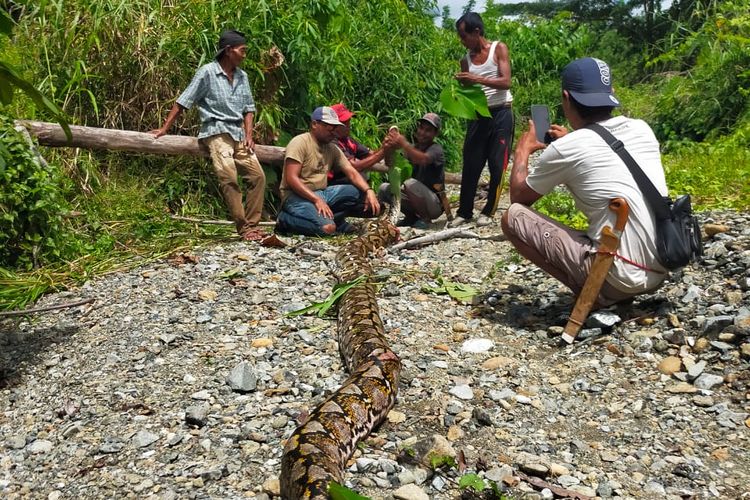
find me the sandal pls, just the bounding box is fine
[241,228,267,241]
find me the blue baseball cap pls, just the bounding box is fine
[561,57,620,108]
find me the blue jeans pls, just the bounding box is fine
[276,184,364,236]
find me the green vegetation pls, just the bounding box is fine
[285,276,368,318]
[329,481,370,500]
[0,115,70,269]
[0,9,69,138]
[1,0,748,309]
[459,472,509,499]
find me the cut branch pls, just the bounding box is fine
[169,215,275,227]
[0,298,95,317]
[390,228,479,252]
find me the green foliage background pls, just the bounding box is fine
[0,0,749,308]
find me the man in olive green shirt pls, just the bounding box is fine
[277,106,380,235]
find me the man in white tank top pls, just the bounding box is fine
[448,12,514,229]
[502,57,668,307]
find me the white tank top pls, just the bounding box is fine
[466,41,512,108]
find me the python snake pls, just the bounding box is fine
[280,217,401,499]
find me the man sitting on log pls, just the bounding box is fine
[378,113,447,229]
[151,29,267,241]
[275,106,380,236]
[502,57,668,307]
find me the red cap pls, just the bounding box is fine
[330,103,354,122]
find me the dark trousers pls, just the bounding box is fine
[457,106,514,220]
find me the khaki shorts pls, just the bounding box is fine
[506,204,634,306]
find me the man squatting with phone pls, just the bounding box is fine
[502,57,670,307]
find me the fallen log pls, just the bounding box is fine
[15,120,475,184]
[15,119,286,164]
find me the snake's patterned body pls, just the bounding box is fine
[280,218,401,499]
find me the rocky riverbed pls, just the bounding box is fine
[1,200,749,500]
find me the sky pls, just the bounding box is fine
[436,0,674,18]
[436,0,488,17]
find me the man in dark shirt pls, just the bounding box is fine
[378,113,446,228]
[328,102,392,185]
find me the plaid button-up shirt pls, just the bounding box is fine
[176,61,256,142]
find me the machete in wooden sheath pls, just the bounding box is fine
[562,198,629,344]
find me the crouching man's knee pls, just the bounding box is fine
[321,223,337,235]
[501,204,518,238]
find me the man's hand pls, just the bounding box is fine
[244,135,256,153]
[314,197,334,220]
[455,72,478,85]
[517,120,547,156]
[149,127,168,139]
[388,129,408,148]
[549,124,568,141]
[382,133,400,151]
[364,189,381,215]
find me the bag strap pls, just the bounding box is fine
[585,123,671,221]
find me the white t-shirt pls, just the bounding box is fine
[526,116,668,292]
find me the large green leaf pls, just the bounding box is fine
[0,9,13,36]
[0,61,72,141]
[459,473,487,492]
[440,82,491,120]
[388,156,401,199]
[422,276,478,303]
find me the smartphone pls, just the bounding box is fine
[530,104,552,144]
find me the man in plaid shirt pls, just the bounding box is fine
[152,29,266,241]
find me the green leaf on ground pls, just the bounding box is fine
[422,276,478,303]
[459,473,487,492]
[429,454,458,469]
[285,276,367,317]
[329,481,370,500]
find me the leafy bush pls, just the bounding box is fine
[663,131,750,210]
[489,13,593,125]
[534,187,588,230]
[0,113,70,269]
[649,1,750,142]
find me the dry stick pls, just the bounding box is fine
[516,471,593,500]
[0,298,95,318]
[296,248,327,258]
[389,228,479,252]
[169,215,276,227]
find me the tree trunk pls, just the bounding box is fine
[16,120,286,164]
[15,120,473,184]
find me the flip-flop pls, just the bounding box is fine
[241,229,267,241]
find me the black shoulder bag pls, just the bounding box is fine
[586,123,702,270]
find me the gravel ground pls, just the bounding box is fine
[1,187,749,500]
